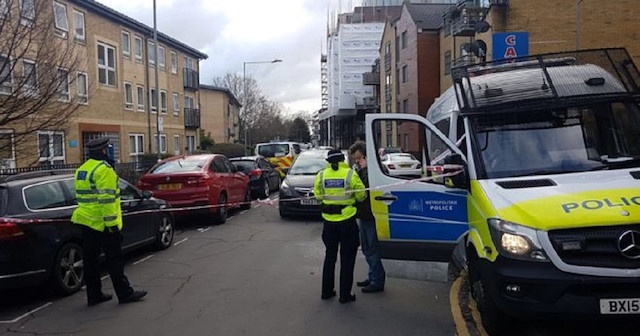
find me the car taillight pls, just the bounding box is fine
[249,169,262,177]
[137,180,153,189]
[416,163,422,169]
[187,175,211,187]
[0,220,24,241]
[387,164,396,170]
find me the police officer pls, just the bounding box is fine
[72,137,147,306]
[314,149,366,303]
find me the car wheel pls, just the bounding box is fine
[51,242,84,296]
[214,193,228,224]
[279,205,288,219]
[240,187,251,210]
[260,179,270,199]
[153,214,174,250]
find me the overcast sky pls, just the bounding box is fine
[98,0,361,117]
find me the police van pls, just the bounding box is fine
[254,141,302,177]
[364,48,640,334]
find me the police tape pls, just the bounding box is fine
[0,165,464,224]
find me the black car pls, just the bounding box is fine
[230,156,280,199]
[0,172,174,296]
[278,149,343,218]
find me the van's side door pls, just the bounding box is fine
[365,113,468,262]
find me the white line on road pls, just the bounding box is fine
[0,302,52,324]
[133,254,154,265]
[173,237,189,246]
[197,227,211,233]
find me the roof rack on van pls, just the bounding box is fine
[450,48,640,114]
[0,169,76,183]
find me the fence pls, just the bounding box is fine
[0,161,157,184]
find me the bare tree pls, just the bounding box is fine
[1,0,84,166]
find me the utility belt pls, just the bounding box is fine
[321,204,349,215]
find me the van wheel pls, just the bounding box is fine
[214,193,228,224]
[51,242,84,296]
[153,214,174,250]
[469,255,510,336]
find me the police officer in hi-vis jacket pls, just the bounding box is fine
[314,149,366,304]
[72,137,147,306]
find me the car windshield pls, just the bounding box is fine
[289,153,328,175]
[258,144,290,157]
[471,101,640,179]
[150,158,208,174]
[389,154,416,161]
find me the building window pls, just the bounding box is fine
[184,56,194,70]
[122,31,130,57]
[0,130,15,167]
[97,42,116,86]
[129,133,144,160]
[52,1,68,38]
[124,82,133,109]
[23,59,37,96]
[444,50,452,75]
[136,85,145,111]
[150,88,157,113]
[0,54,12,95]
[385,43,391,55]
[73,10,85,42]
[402,65,407,84]
[184,95,194,109]
[158,45,165,69]
[153,133,167,154]
[134,36,143,62]
[20,0,35,24]
[160,90,167,113]
[172,92,179,114]
[186,135,195,153]
[147,41,156,65]
[173,135,180,155]
[170,51,177,74]
[38,131,65,165]
[76,72,88,104]
[403,99,408,113]
[57,68,69,102]
[401,31,407,49]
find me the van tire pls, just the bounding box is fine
[468,252,510,336]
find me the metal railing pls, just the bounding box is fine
[0,161,157,184]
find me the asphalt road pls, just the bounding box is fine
[0,197,456,336]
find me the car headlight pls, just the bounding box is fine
[488,218,548,262]
[279,180,293,197]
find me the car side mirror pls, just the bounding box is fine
[141,190,153,199]
[443,154,469,190]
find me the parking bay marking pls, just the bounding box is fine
[173,237,189,246]
[197,227,211,233]
[0,302,52,324]
[133,255,154,265]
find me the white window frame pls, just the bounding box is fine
[153,133,167,154]
[52,1,68,38]
[0,130,15,164]
[23,59,38,96]
[57,67,69,102]
[158,45,165,69]
[184,56,194,70]
[97,42,116,86]
[136,85,145,111]
[134,35,143,62]
[76,71,88,104]
[37,131,65,165]
[73,10,85,43]
[160,89,167,114]
[172,92,179,114]
[173,134,180,156]
[121,31,131,58]
[0,54,12,95]
[170,50,177,74]
[186,135,195,153]
[124,82,133,110]
[150,88,157,113]
[147,41,156,65]
[20,0,35,25]
[129,133,144,156]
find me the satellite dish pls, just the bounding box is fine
[474,21,491,33]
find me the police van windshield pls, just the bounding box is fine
[257,144,290,158]
[471,101,640,179]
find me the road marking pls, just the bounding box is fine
[197,227,211,233]
[173,237,189,246]
[450,276,472,336]
[0,302,52,324]
[133,254,154,265]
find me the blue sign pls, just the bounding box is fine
[492,32,529,61]
[69,140,77,148]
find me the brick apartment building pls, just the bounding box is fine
[199,85,241,145]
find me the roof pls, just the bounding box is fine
[405,3,451,30]
[71,0,208,59]
[199,85,242,107]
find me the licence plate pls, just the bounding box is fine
[400,164,411,168]
[600,298,640,314]
[158,183,182,191]
[300,198,319,205]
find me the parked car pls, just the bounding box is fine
[229,156,280,199]
[278,149,347,218]
[0,172,174,296]
[137,154,251,223]
[380,153,422,177]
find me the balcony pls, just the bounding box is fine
[183,69,199,90]
[184,108,200,128]
[446,1,486,37]
[363,72,380,85]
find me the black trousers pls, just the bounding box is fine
[321,217,360,299]
[82,226,133,301]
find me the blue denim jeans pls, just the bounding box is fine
[357,219,385,288]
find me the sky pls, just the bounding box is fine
[98,0,361,117]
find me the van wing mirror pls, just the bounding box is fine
[443,154,469,190]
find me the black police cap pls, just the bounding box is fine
[326,149,345,163]
[86,137,109,151]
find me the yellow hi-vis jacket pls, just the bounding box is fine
[71,159,122,232]
[313,161,366,222]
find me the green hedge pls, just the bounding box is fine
[209,143,252,158]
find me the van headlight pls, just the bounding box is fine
[280,180,293,197]
[488,219,548,262]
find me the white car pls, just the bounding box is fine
[381,153,422,177]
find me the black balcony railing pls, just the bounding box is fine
[184,108,201,128]
[183,68,199,90]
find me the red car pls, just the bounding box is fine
[137,154,251,223]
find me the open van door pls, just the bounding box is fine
[365,113,468,262]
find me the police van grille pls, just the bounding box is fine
[548,224,640,269]
[496,179,556,189]
[630,171,640,179]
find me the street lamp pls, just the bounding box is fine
[576,0,584,50]
[243,59,282,155]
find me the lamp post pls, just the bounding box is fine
[576,0,584,50]
[153,0,161,161]
[243,59,282,156]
